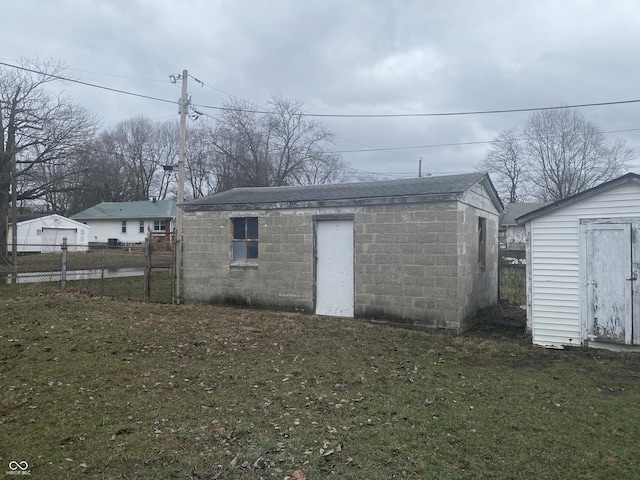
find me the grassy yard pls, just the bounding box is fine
[2,292,640,479]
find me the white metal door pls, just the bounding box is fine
[585,223,633,344]
[315,220,354,317]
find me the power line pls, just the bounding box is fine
[346,167,415,178]
[188,73,253,106]
[3,60,639,168]
[0,61,177,106]
[4,60,640,123]
[335,135,420,158]
[192,98,640,119]
[68,68,168,84]
[335,128,640,154]
[185,72,640,118]
[336,139,491,153]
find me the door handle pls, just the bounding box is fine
[627,273,638,281]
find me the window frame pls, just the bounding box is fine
[231,217,259,263]
[153,220,167,232]
[139,220,145,233]
[121,220,127,234]
[478,216,487,269]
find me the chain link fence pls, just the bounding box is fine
[0,238,175,302]
[3,240,526,307]
[499,249,526,305]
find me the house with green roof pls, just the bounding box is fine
[71,199,176,245]
[180,172,503,333]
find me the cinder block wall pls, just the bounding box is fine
[455,204,499,331]
[182,209,315,311]
[354,202,461,329]
[182,200,498,331]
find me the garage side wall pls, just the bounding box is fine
[182,209,315,311]
[183,202,468,328]
[457,186,500,330]
[183,194,499,332]
[354,202,460,329]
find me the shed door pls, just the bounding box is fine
[584,223,633,344]
[315,220,354,317]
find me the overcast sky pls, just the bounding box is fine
[3,0,640,180]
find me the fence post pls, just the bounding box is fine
[173,238,181,304]
[144,237,151,302]
[61,237,68,291]
[100,246,105,295]
[497,246,502,303]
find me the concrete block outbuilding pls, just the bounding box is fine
[181,172,503,333]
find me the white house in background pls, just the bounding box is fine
[517,173,640,350]
[499,203,549,250]
[71,199,176,245]
[7,214,90,253]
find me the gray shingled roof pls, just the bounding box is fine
[71,199,176,220]
[184,172,496,210]
[500,202,549,227]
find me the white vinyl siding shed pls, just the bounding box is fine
[519,174,640,348]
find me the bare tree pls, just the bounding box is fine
[182,122,216,199]
[291,152,350,185]
[209,95,349,191]
[265,95,341,186]
[0,58,98,256]
[96,117,179,202]
[149,119,179,200]
[62,117,180,212]
[523,108,632,201]
[479,108,634,203]
[64,139,133,213]
[23,101,99,214]
[478,128,525,203]
[212,98,270,189]
[108,117,157,200]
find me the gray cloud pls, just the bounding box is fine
[4,0,640,177]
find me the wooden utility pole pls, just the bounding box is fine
[174,70,188,304]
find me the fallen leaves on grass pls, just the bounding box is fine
[3,295,640,479]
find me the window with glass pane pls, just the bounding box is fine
[154,220,167,231]
[139,221,145,233]
[232,217,258,262]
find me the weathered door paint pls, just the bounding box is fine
[584,223,633,344]
[315,220,354,317]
